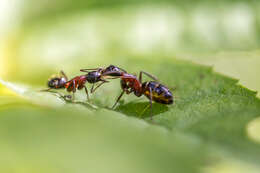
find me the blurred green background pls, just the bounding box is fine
[1,0,260,173]
[1,0,260,95]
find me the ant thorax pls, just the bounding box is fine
[121,74,142,96]
[86,71,102,83]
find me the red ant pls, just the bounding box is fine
[43,65,126,101]
[103,70,173,119]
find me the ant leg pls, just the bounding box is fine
[125,88,133,94]
[40,88,64,96]
[138,71,143,83]
[148,87,153,120]
[72,92,75,101]
[84,86,90,101]
[138,71,158,83]
[91,80,109,93]
[105,77,118,79]
[112,90,125,109]
[90,84,95,93]
[139,104,150,118]
[80,68,102,73]
[71,81,77,101]
[60,70,68,81]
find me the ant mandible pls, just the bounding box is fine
[43,65,126,101]
[103,70,173,119]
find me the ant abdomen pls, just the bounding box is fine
[142,81,173,104]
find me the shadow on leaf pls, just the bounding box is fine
[114,101,169,119]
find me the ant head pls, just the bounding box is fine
[105,65,127,73]
[102,71,122,77]
[47,77,66,89]
[101,65,127,78]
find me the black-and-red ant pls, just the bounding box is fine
[103,70,173,119]
[43,65,126,101]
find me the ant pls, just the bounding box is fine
[43,65,126,101]
[103,70,173,119]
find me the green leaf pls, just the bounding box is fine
[0,79,206,173]
[176,51,260,98]
[1,57,260,172]
[2,1,260,172]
